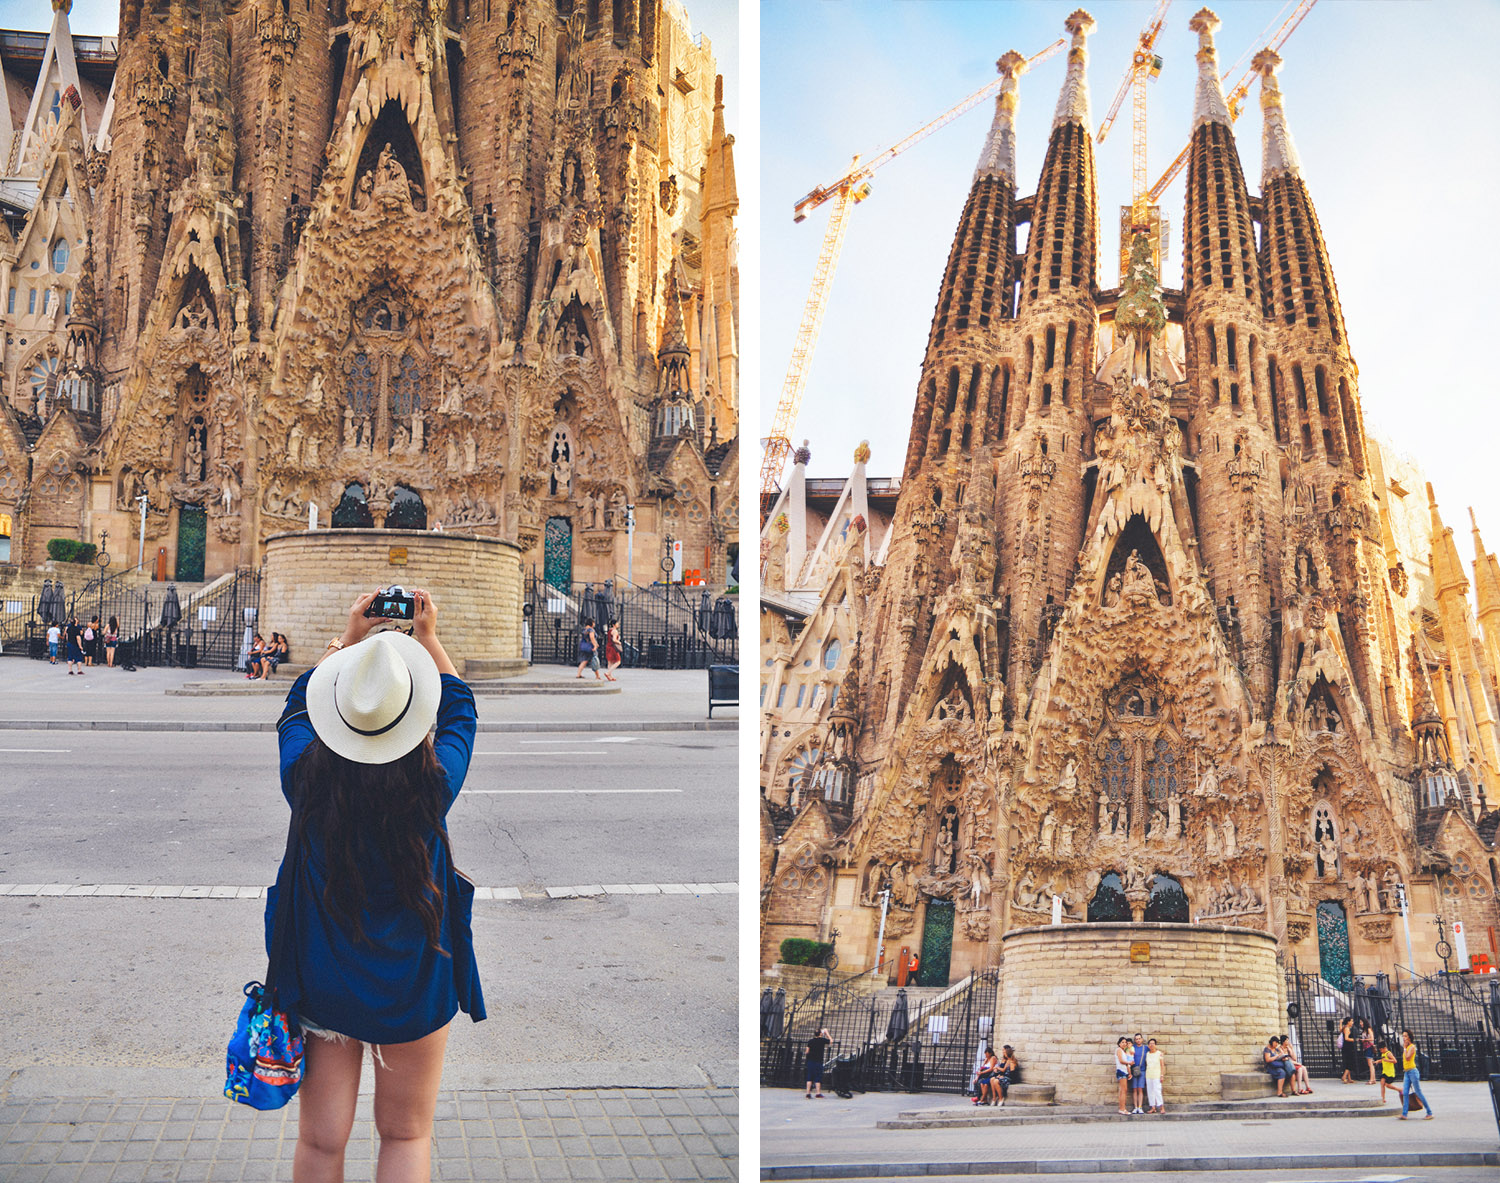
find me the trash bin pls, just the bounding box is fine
[183,643,198,669]
[646,642,668,669]
[1440,1046,1464,1081]
[831,1054,856,1099]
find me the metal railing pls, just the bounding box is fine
[760,967,1001,1095]
[1285,963,1499,1080]
[523,572,737,670]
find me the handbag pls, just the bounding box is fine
[224,811,305,1110]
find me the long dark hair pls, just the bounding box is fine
[292,735,450,954]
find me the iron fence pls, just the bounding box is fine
[14,569,260,671]
[760,968,1001,1095]
[1285,965,1499,1080]
[523,573,736,670]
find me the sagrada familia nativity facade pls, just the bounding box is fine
[0,0,738,589]
[761,10,1500,988]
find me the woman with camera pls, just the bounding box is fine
[273,588,484,1181]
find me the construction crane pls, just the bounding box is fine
[1096,0,1172,281]
[1143,0,1319,210]
[759,38,1066,523]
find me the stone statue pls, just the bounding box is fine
[307,371,324,410]
[1222,814,1237,858]
[1199,762,1219,796]
[409,409,424,454]
[1097,790,1110,833]
[581,490,597,530]
[609,487,627,529]
[1167,794,1182,840]
[968,851,991,909]
[935,819,955,873]
[343,406,355,450]
[463,432,478,474]
[287,424,303,466]
[1059,823,1075,858]
[1103,572,1122,607]
[1039,810,1056,856]
[1206,818,1221,858]
[1058,760,1077,796]
[1122,549,1159,604]
[446,436,461,473]
[1381,866,1401,911]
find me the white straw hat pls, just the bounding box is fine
[305,632,442,764]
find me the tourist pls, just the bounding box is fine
[1275,1036,1313,1094]
[604,619,623,682]
[804,1028,832,1099]
[84,615,100,667]
[65,615,85,675]
[1144,1037,1165,1113]
[996,1045,1018,1107]
[46,621,61,665]
[259,632,290,679]
[272,588,486,1176]
[1263,1035,1289,1098]
[1130,1032,1148,1114]
[105,616,119,667]
[1379,1041,1398,1102]
[246,632,265,679]
[576,617,602,680]
[1115,1036,1133,1114]
[1399,1030,1434,1119]
[1361,1020,1377,1084]
[1337,1016,1354,1083]
[973,1044,998,1106]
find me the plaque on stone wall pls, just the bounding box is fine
[1130,942,1150,963]
[389,546,408,565]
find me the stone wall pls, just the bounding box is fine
[998,922,1281,1104]
[261,529,524,679]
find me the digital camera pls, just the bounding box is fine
[365,585,416,620]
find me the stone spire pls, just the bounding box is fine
[1409,635,1443,730]
[1428,485,1470,600]
[974,50,1028,183]
[184,0,234,182]
[1255,48,1302,185]
[659,261,690,360]
[1471,508,1500,620]
[1189,8,1232,127]
[1052,10,1095,131]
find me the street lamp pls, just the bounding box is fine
[95,530,110,625]
[1396,881,1416,980]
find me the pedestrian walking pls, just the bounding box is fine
[105,616,119,667]
[1398,1030,1434,1119]
[1115,1036,1133,1114]
[46,621,61,665]
[804,1028,832,1099]
[1362,1020,1377,1083]
[576,617,602,680]
[271,588,486,1178]
[84,615,100,667]
[1143,1038,1165,1113]
[1130,1032,1148,1114]
[1378,1041,1398,1103]
[604,619,622,682]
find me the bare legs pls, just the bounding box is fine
[294,1024,451,1183]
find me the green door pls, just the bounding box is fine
[1317,900,1353,992]
[175,504,206,582]
[917,898,955,986]
[544,516,572,590]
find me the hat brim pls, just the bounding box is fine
[305,632,443,764]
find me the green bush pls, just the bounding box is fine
[45,539,97,565]
[779,938,832,966]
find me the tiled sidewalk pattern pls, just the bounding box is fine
[0,1087,738,1182]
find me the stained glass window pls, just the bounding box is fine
[346,352,377,415]
[51,239,69,273]
[1102,737,1131,802]
[1145,738,1178,805]
[391,352,422,416]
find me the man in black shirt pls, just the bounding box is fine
[805,1028,832,1098]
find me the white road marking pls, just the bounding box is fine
[517,737,639,744]
[463,788,682,795]
[471,750,618,756]
[0,881,736,899]
[0,748,72,753]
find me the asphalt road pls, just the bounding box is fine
[908,1173,1500,1183]
[0,728,737,1090]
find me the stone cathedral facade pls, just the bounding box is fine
[0,0,738,588]
[760,9,1500,987]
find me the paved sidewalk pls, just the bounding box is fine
[758,1083,1500,1177]
[0,659,737,730]
[0,1081,737,1182]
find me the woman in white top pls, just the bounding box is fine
[1114,1036,1133,1115]
[1144,1038,1165,1113]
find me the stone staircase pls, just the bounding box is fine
[877,1092,1392,1127]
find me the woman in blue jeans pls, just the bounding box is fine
[1399,1029,1434,1119]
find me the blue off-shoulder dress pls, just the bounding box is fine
[267,668,486,1044]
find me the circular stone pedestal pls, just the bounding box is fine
[999,922,1281,1104]
[261,529,525,678]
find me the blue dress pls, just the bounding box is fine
[267,668,486,1044]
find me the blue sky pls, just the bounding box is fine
[762,0,1500,556]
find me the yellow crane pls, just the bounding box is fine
[1143,0,1319,211]
[1097,0,1172,278]
[760,38,1066,522]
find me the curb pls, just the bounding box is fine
[0,718,736,733]
[759,1150,1500,1178]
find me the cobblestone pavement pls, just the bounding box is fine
[758,1083,1500,1176]
[0,1086,738,1182]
